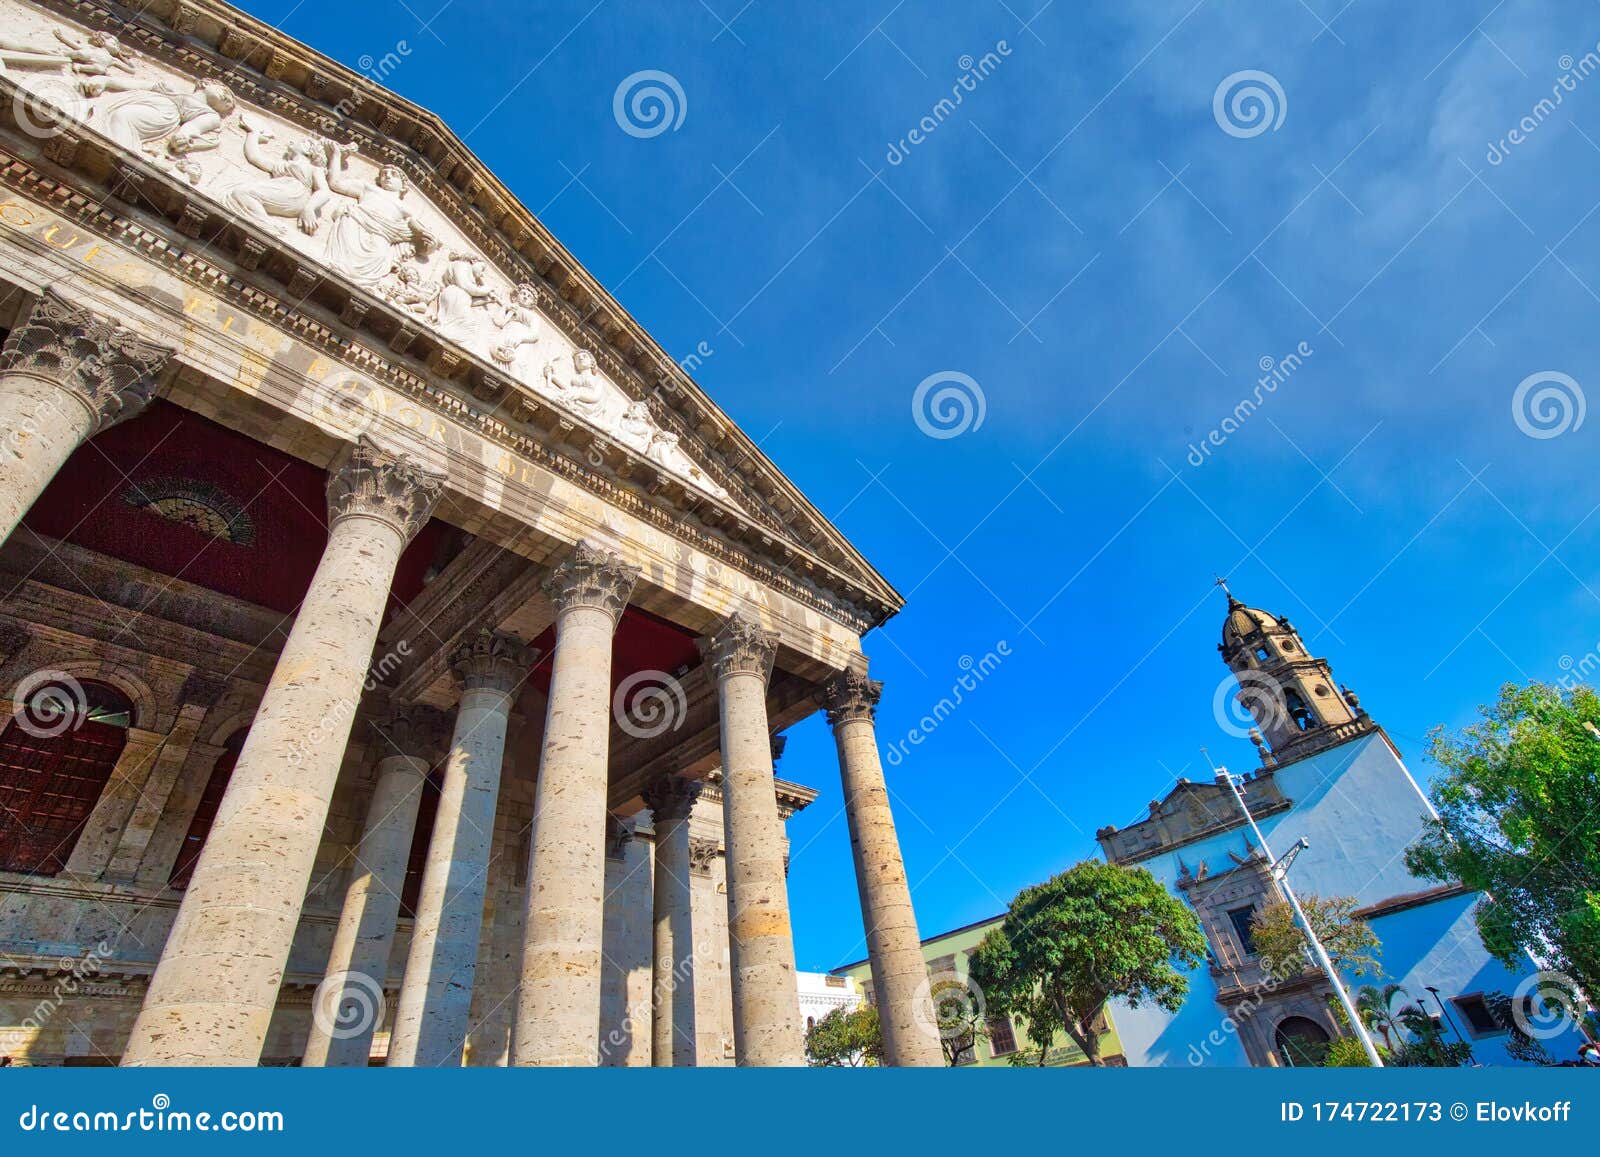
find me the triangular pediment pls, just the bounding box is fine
[0,0,739,505]
[0,0,903,627]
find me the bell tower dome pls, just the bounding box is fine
[1215,579,1369,765]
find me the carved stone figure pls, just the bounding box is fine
[650,428,727,497]
[488,282,543,371]
[323,142,438,287]
[618,400,655,455]
[647,428,683,471]
[542,349,605,419]
[433,251,495,342]
[222,123,329,235]
[53,28,136,77]
[380,258,439,319]
[81,75,236,157]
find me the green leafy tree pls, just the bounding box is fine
[1322,1036,1378,1067]
[966,860,1207,1066]
[1482,991,1555,1066]
[803,1004,883,1067]
[1384,1002,1472,1068]
[926,973,987,1066]
[1405,682,1600,998]
[1249,893,1380,982]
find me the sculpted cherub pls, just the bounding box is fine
[53,28,136,77]
[380,258,440,320]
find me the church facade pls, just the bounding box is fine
[0,0,942,1067]
[1097,590,1585,1067]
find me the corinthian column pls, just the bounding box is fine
[702,612,804,1067]
[819,667,943,1066]
[122,439,443,1067]
[0,289,172,546]
[642,772,702,1066]
[389,630,534,1067]
[513,541,639,1066]
[303,704,449,1067]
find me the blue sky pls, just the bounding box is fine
[234,0,1600,970]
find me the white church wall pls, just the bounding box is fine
[1110,731,1585,1065]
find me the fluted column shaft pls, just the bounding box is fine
[0,289,172,547]
[820,667,943,1067]
[388,632,534,1067]
[513,542,639,1066]
[303,706,446,1066]
[703,613,804,1067]
[122,440,442,1066]
[644,774,701,1066]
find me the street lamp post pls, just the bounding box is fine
[1424,985,1474,1062]
[1213,766,1385,1067]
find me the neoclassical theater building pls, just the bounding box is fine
[0,0,941,1067]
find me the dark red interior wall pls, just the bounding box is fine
[22,400,440,615]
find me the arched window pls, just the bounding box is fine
[1274,1015,1331,1066]
[169,730,246,888]
[1284,688,1314,731]
[0,679,134,875]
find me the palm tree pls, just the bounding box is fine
[1355,984,1407,1049]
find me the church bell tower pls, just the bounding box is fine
[1215,580,1370,766]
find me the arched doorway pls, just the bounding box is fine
[1274,1014,1332,1066]
[0,679,135,875]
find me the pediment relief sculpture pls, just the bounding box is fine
[0,0,734,505]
